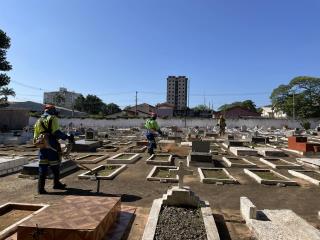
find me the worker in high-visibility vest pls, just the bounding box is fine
[145,112,163,155]
[33,104,74,194]
[218,115,226,136]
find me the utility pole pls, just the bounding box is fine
[292,91,295,121]
[135,91,138,116]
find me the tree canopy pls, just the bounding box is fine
[74,94,121,116]
[192,104,211,112]
[270,76,320,119]
[218,100,258,112]
[0,29,15,107]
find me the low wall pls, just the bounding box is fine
[29,117,320,130]
[1,109,29,130]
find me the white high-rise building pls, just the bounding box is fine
[166,76,188,110]
[44,87,81,109]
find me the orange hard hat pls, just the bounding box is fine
[44,104,56,110]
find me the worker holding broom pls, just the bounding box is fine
[145,112,163,155]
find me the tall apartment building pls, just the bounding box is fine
[43,87,81,109]
[166,76,188,110]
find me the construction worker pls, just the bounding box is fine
[145,112,163,155]
[218,115,226,136]
[33,104,74,194]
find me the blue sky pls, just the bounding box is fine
[1,0,320,109]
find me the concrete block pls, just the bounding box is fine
[192,141,210,153]
[240,196,257,222]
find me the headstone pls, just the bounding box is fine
[192,141,210,153]
[169,161,193,189]
[240,125,247,132]
[85,128,97,140]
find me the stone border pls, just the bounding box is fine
[0,156,29,176]
[198,167,238,184]
[229,147,258,156]
[146,166,178,182]
[288,170,320,186]
[76,154,109,164]
[259,157,302,169]
[98,145,119,152]
[106,153,140,164]
[222,156,256,168]
[141,199,220,240]
[78,164,127,180]
[244,168,298,186]
[118,141,133,146]
[146,154,173,165]
[296,158,320,169]
[0,202,49,239]
[124,145,147,153]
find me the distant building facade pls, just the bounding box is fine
[166,76,188,110]
[43,87,81,109]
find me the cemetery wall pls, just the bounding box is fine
[29,116,320,129]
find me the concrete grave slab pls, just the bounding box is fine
[241,197,320,240]
[296,158,320,169]
[146,154,173,165]
[19,159,78,179]
[192,141,210,153]
[98,145,119,152]
[17,196,121,240]
[288,170,320,186]
[106,153,140,164]
[142,186,220,240]
[0,202,49,240]
[222,156,256,168]
[259,158,302,169]
[244,168,298,186]
[73,139,102,152]
[229,147,258,156]
[76,154,109,164]
[198,167,238,184]
[78,164,127,180]
[124,145,147,153]
[256,147,287,157]
[0,156,29,176]
[187,152,212,167]
[146,166,178,183]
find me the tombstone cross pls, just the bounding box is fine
[169,161,193,189]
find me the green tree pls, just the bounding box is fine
[101,103,121,115]
[83,95,104,114]
[0,30,15,107]
[192,104,211,112]
[218,100,258,112]
[74,95,86,112]
[270,76,320,119]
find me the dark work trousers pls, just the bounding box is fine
[146,132,157,155]
[38,164,60,192]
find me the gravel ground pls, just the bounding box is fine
[154,206,207,240]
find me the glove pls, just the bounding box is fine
[67,134,75,144]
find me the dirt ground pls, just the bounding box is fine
[1,145,320,240]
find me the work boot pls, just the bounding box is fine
[38,174,47,194]
[38,189,48,194]
[53,182,67,190]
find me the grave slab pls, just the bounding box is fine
[17,196,121,240]
[98,145,119,152]
[73,140,102,152]
[198,168,238,184]
[187,152,212,166]
[192,141,210,153]
[288,170,320,186]
[106,153,140,164]
[256,147,286,157]
[76,154,109,164]
[146,166,178,183]
[296,158,320,169]
[222,156,256,168]
[0,156,29,176]
[244,169,298,186]
[146,154,173,165]
[78,164,127,180]
[259,158,302,169]
[242,197,320,240]
[19,159,78,179]
[124,145,147,153]
[0,203,49,240]
[229,147,258,156]
[142,187,220,240]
